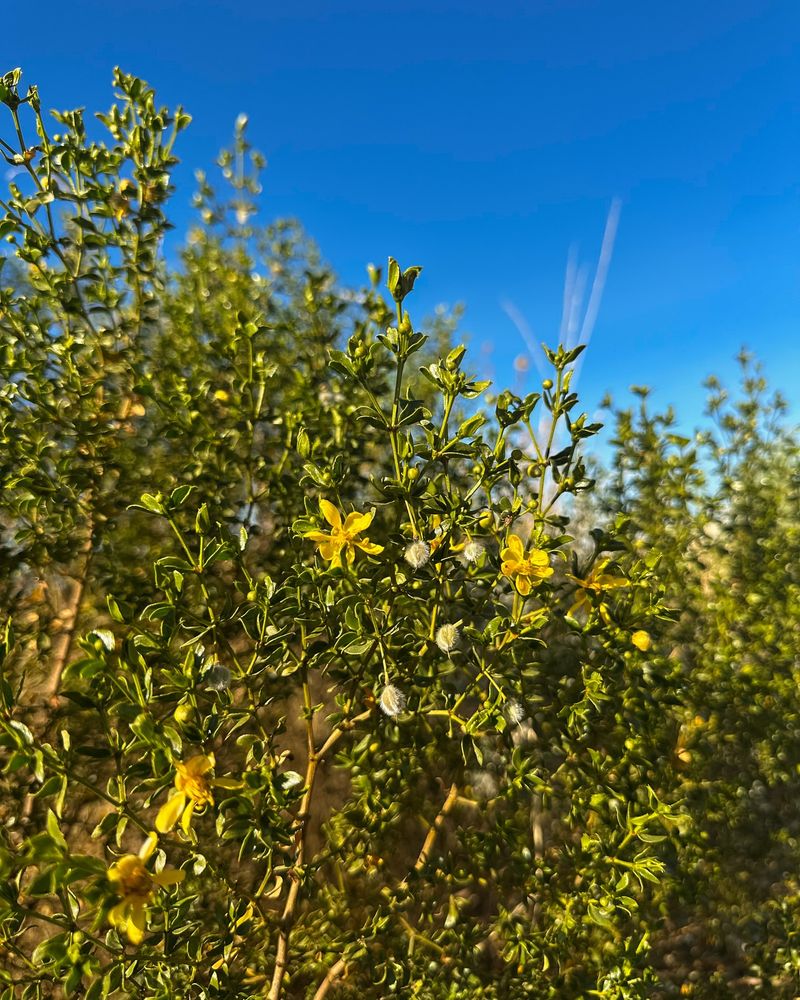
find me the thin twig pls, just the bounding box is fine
[267,706,373,1000]
[312,957,347,1000]
[408,782,459,879]
[314,782,460,997]
[45,517,94,703]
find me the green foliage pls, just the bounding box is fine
[598,358,800,995]
[0,67,796,1000]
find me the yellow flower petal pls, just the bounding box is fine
[596,574,629,590]
[355,539,384,555]
[527,549,550,567]
[153,868,185,887]
[631,630,651,651]
[317,541,342,562]
[156,793,186,834]
[568,596,587,617]
[127,902,146,945]
[109,855,140,882]
[185,754,214,777]
[516,576,532,596]
[211,777,240,790]
[505,534,524,558]
[304,530,333,543]
[343,509,375,533]
[319,499,342,529]
[180,798,196,836]
[108,901,128,929]
[138,831,158,861]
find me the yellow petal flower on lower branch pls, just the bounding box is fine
[631,630,652,651]
[106,841,184,945]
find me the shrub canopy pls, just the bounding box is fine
[0,67,799,1000]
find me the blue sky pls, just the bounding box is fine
[3,0,800,435]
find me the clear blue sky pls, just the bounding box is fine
[4,0,800,434]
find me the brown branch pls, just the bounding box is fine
[314,781,460,997]
[409,782,459,877]
[20,521,94,825]
[267,706,373,1000]
[45,518,94,704]
[312,957,347,1000]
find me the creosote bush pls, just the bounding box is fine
[0,67,798,1000]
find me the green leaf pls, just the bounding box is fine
[131,492,165,515]
[170,484,196,507]
[395,398,430,428]
[387,257,401,299]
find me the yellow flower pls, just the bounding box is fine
[631,629,651,651]
[304,499,383,569]
[567,560,629,617]
[156,753,238,835]
[110,179,137,222]
[107,834,184,945]
[500,534,553,595]
[427,514,447,554]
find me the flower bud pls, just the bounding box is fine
[173,702,194,725]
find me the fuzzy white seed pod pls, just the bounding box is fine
[379,684,406,717]
[435,623,460,654]
[206,663,233,691]
[404,540,431,570]
[505,699,525,726]
[462,540,484,564]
